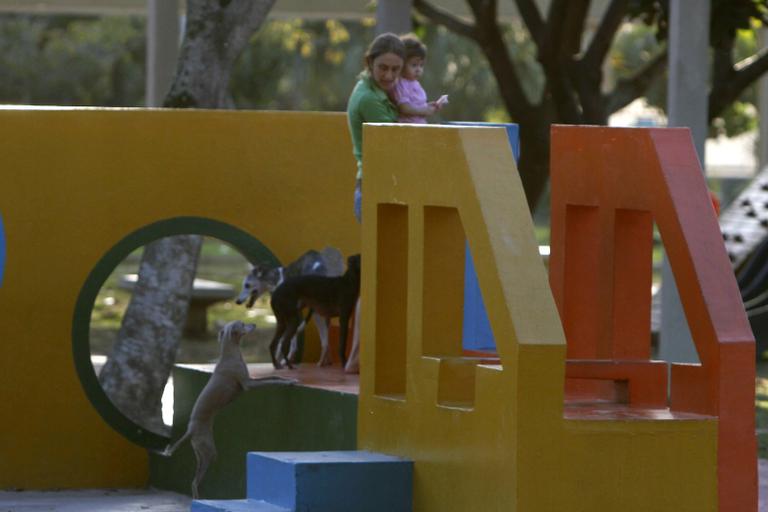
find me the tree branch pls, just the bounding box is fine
[474,0,534,116]
[709,47,768,120]
[537,0,590,123]
[514,0,545,45]
[416,0,533,116]
[583,0,629,70]
[606,48,668,115]
[468,0,497,26]
[413,0,478,40]
[538,0,568,63]
[560,0,589,58]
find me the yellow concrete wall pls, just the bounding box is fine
[0,109,360,488]
[356,124,718,511]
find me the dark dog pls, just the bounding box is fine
[268,254,360,369]
[236,247,344,366]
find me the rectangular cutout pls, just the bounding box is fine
[563,205,602,358]
[612,209,653,359]
[422,206,465,357]
[374,203,408,398]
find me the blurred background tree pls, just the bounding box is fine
[0,5,764,214]
[0,15,145,105]
[413,0,768,211]
[1,7,761,168]
[0,14,519,120]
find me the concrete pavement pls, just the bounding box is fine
[0,461,766,511]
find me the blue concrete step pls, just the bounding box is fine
[191,499,289,512]
[247,450,413,512]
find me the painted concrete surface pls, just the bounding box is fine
[0,462,765,510]
[0,109,361,489]
[0,489,190,511]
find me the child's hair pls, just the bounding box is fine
[400,33,427,60]
[364,32,406,70]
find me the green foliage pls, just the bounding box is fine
[611,18,762,138]
[0,14,145,106]
[610,21,666,100]
[756,361,768,457]
[627,0,768,44]
[231,19,369,110]
[2,7,766,138]
[230,18,511,122]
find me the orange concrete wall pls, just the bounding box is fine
[550,126,756,512]
[356,124,722,511]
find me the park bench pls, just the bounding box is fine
[119,274,236,337]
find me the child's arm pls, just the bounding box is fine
[397,101,437,117]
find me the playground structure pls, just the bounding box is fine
[0,109,757,511]
[0,109,361,485]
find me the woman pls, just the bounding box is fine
[343,33,405,375]
[346,32,406,222]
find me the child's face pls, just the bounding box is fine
[403,57,425,80]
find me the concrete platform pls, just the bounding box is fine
[0,488,190,511]
[2,460,766,510]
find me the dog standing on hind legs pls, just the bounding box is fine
[269,254,360,369]
[163,320,294,498]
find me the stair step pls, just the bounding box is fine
[191,499,289,512]
[247,450,413,512]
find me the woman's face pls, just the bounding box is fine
[369,52,403,91]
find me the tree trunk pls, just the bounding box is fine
[99,235,202,435]
[517,114,554,212]
[98,0,276,436]
[164,0,277,109]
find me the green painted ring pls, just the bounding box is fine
[72,216,279,450]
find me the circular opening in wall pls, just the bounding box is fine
[73,217,279,449]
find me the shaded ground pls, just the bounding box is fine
[1,465,766,511]
[0,489,190,511]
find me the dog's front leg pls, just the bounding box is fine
[286,334,299,366]
[279,318,301,369]
[275,337,289,367]
[268,322,287,370]
[287,309,312,365]
[243,376,297,390]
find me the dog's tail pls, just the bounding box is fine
[320,247,345,277]
[163,430,191,457]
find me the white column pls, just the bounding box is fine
[376,0,413,35]
[146,0,180,107]
[659,0,711,363]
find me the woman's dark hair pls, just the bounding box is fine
[364,32,406,70]
[400,33,427,60]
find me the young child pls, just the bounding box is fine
[391,34,447,123]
